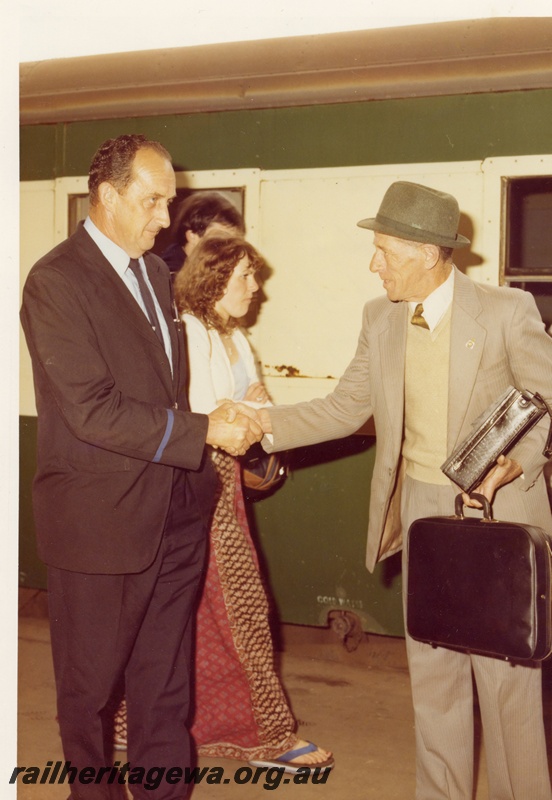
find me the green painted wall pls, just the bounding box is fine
[19,87,552,634]
[19,417,45,589]
[21,89,552,181]
[251,436,403,635]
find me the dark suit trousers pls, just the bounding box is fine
[48,470,208,800]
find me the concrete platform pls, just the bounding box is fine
[15,590,552,799]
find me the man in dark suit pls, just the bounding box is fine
[20,134,261,800]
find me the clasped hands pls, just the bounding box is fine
[206,402,272,457]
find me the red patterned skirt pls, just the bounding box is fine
[191,450,297,761]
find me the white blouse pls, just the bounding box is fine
[182,313,262,414]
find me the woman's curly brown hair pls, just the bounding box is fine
[174,235,264,334]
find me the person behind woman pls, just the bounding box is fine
[174,234,334,772]
[161,191,245,275]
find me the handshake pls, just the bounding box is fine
[206,402,272,457]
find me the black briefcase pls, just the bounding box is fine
[406,494,552,661]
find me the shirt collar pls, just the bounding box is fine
[408,268,454,331]
[83,216,138,278]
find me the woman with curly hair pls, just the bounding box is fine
[174,234,333,773]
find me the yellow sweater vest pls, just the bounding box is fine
[403,306,452,485]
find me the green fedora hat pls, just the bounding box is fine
[357,181,470,248]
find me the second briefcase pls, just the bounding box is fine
[406,494,552,661]
[440,385,552,494]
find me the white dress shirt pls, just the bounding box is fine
[83,217,172,368]
[408,268,454,332]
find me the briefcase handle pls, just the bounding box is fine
[454,492,494,521]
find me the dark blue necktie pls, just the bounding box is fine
[128,258,165,347]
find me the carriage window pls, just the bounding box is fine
[504,176,552,330]
[68,194,90,235]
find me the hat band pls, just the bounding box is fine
[376,213,454,242]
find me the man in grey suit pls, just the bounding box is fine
[259,181,552,799]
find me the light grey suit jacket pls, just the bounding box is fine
[266,269,552,572]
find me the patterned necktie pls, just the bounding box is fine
[127,258,165,347]
[411,303,430,330]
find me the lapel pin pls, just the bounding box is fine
[465,339,475,349]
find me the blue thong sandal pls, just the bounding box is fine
[249,742,335,775]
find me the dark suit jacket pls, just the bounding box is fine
[21,222,217,574]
